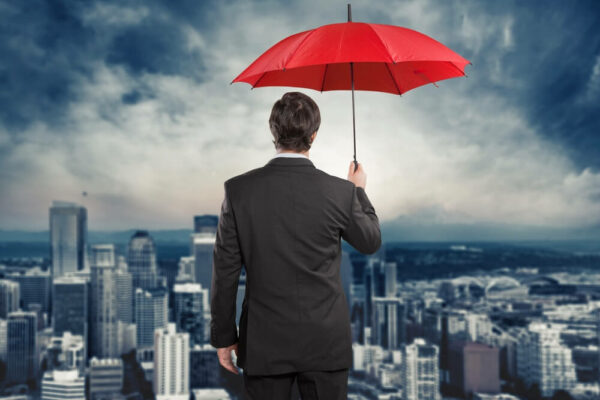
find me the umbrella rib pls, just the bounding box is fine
[384,63,402,95]
[283,29,318,70]
[447,61,469,78]
[251,71,268,89]
[320,64,329,93]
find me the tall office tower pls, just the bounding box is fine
[190,344,220,388]
[50,200,87,279]
[0,279,20,318]
[0,319,6,360]
[90,244,119,358]
[372,297,406,350]
[194,214,218,234]
[516,322,577,397]
[46,332,86,374]
[89,357,124,400]
[402,338,441,400]
[190,233,216,293]
[115,257,133,323]
[52,276,88,340]
[41,369,86,400]
[349,252,368,344]
[6,311,38,384]
[448,341,500,397]
[173,283,205,346]
[154,323,190,400]
[8,267,51,314]
[127,230,158,291]
[135,287,168,349]
[177,256,196,283]
[384,261,397,297]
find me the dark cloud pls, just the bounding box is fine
[0,0,208,134]
[106,18,205,80]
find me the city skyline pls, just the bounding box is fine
[1,0,599,236]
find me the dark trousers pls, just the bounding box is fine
[242,368,349,400]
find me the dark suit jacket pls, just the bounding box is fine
[210,156,381,375]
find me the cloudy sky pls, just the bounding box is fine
[1,0,599,239]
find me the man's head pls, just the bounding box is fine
[269,91,320,152]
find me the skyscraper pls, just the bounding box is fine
[154,323,190,400]
[516,322,577,397]
[173,283,205,347]
[402,338,441,400]
[127,230,158,291]
[372,297,406,350]
[49,201,87,279]
[191,233,216,294]
[115,256,133,324]
[193,215,218,234]
[6,311,37,384]
[135,287,168,350]
[384,261,397,297]
[90,244,119,358]
[52,276,88,342]
[8,267,51,316]
[0,279,20,318]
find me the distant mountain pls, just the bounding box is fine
[0,229,195,244]
[1,219,598,253]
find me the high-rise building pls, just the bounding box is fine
[0,319,7,360]
[402,338,441,400]
[89,357,124,400]
[448,341,500,397]
[372,297,406,350]
[135,287,168,349]
[90,244,119,358]
[52,276,88,343]
[8,267,51,316]
[173,283,205,346]
[516,322,576,397]
[41,369,85,400]
[190,233,215,293]
[193,215,218,234]
[154,323,190,400]
[384,261,397,297]
[115,257,133,324]
[6,311,37,384]
[50,201,87,278]
[0,279,20,318]
[127,230,158,291]
[190,344,220,389]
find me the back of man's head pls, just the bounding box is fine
[269,92,321,152]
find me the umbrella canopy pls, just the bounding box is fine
[232,5,470,169]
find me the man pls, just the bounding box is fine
[210,91,381,399]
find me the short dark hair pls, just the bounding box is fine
[269,92,320,152]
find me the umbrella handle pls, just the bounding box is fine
[353,159,358,172]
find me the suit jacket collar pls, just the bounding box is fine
[265,156,315,168]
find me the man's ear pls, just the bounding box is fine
[311,131,317,142]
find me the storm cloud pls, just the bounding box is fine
[0,0,599,236]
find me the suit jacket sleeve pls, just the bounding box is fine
[210,181,243,348]
[341,185,382,255]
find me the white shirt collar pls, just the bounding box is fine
[273,152,309,159]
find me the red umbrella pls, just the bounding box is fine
[232,4,471,170]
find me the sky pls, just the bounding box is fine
[1,0,599,239]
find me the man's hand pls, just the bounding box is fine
[217,342,239,374]
[347,161,367,189]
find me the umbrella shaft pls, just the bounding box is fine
[351,62,357,172]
